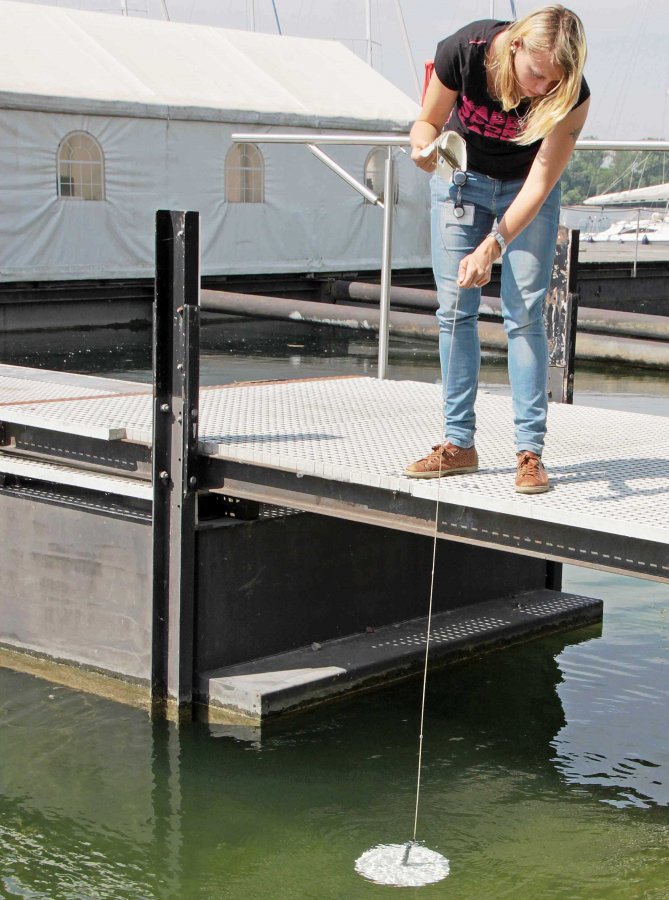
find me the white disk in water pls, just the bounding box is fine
[355,842,450,887]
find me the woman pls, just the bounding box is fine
[404,5,589,494]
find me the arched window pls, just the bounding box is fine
[363,148,399,205]
[225,143,264,203]
[57,132,105,201]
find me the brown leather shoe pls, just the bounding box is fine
[515,451,550,494]
[404,442,478,479]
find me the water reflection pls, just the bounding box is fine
[554,571,669,810]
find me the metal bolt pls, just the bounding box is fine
[159,470,170,483]
[160,403,170,414]
[190,408,198,420]
[188,476,198,488]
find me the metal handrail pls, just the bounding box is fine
[232,132,406,378]
[231,132,669,377]
[233,133,669,152]
[575,140,669,152]
[232,132,410,146]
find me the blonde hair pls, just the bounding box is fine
[489,5,587,145]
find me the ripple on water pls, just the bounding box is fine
[551,595,669,808]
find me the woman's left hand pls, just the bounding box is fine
[457,241,498,288]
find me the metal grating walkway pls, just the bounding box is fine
[0,367,667,580]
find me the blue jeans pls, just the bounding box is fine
[431,172,561,455]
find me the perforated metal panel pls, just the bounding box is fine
[0,455,151,500]
[370,616,511,649]
[196,377,669,546]
[1,371,668,554]
[0,364,151,440]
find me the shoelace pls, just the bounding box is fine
[517,452,542,475]
[431,442,458,458]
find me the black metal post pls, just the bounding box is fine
[546,227,580,405]
[545,226,580,591]
[151,210,200,719]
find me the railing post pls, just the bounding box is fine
[546,226,580,406]
[633,207,640,279]
[151,210,200,720]
[377,151,395,380]
[545,225,579,590]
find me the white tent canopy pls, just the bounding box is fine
[584,182,669,206]
[0,1,429,283]
[0,0,419,128]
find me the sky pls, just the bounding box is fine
[15,0,669,139]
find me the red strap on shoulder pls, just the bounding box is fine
[421,60,435,104]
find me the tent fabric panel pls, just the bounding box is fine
[0,110,430,281]
[0,0,419,128]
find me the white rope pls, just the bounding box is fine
[411,282,462,844]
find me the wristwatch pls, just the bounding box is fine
[488,228,507,256]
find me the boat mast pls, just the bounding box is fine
[270,0,282,34]
[365,0,372,66]
[393,0,420,98]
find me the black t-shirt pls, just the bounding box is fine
[434,19,590,180]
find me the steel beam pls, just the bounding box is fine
[201,458,669,584]
[152,210,200,719]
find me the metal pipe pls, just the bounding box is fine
[307,144,382,205]
[377,153,395,379]
[332,280,437,310]
[633,208,640,279]
[200,289,441,339]
[331,279,669,340]
[575,140,669,151]
[232,134,669,152]
[232,132,411,146]
[366,0,373,66]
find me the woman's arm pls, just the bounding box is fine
[410,74,459,172]
[458,97,590,287]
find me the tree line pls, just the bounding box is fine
[561,142,669,205]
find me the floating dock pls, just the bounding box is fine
[0,212,666,724]
[1,365,667,721]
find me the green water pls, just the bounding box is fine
[1,321,668,898]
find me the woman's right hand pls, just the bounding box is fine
[410,140,438,173]
[409,77,457,173]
